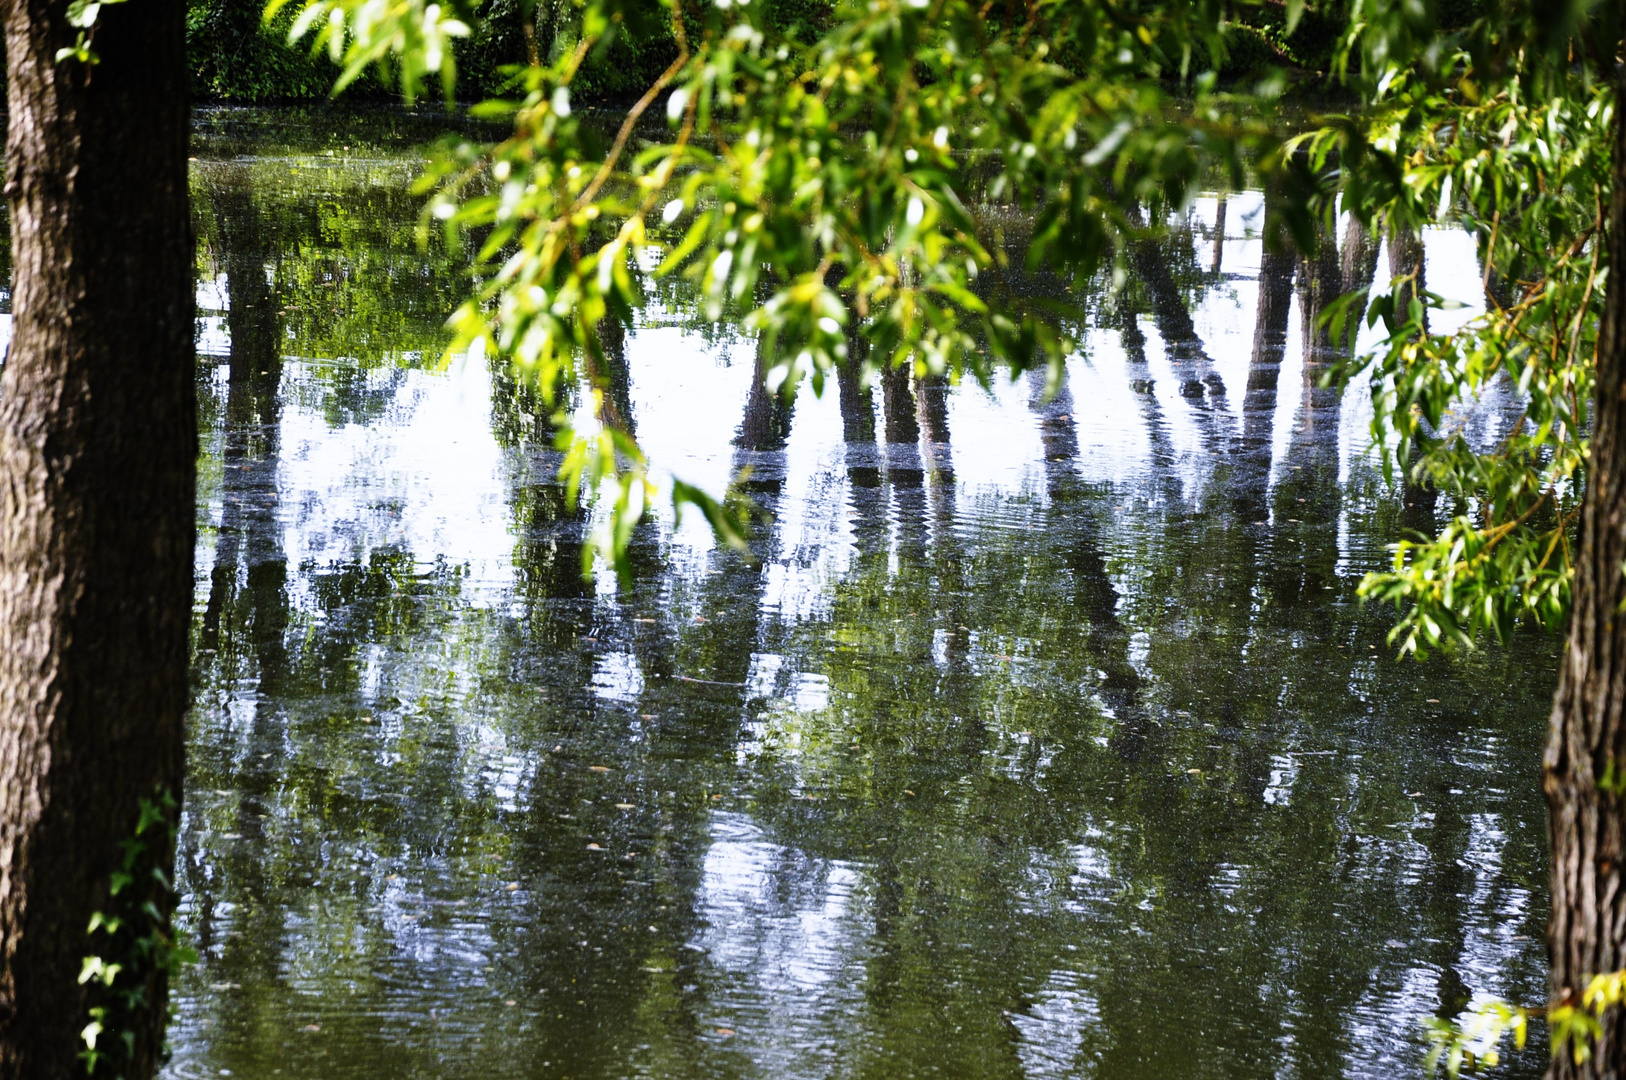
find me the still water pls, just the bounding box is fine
[168,108,1557,1080]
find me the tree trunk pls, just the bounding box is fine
[0,0,193,1075]
[1546,69,1626,1080]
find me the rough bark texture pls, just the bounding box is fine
[1546,70,1626,1080]
[0,0,194,1075]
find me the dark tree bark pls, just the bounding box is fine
[1545,70,1626,1080]
[201,170,284,653]
[0,0,194,1076]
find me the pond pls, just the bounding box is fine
[167,107,1557,1080]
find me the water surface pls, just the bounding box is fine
[169,108,1557,1080]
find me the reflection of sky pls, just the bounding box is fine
[690,813,874,1078]
[272,354,515,600]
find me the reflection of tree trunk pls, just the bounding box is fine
[1026,369,1143,737]
[1391,223,1438,535]
[1420,758,1475,1024]
[837,336,877,445]
[1130,220,1228,406]
[1297,217,1345,416]
[494,356,592,616]
[1235,192,1298,521]
[589,317,636,438]
[1113,294,1181,500]
[1116,293,1149,369]
[836,351,887,564]
[656,347,792,1019]
[880,361,923,488]
[736,338,794,456]
[0,1,194,1073]
[1211,195,1228,274]
[915,373,965,673]
[1271,211,1358,607]
[191,171,292,998]
[683,334,794,686]
[1389,222,1427,315]
[202,171,290,838]
[880,361,919,445]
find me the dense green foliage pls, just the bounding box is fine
[1288,2,1620,658]
[191,0,833,100]
[192,0,1354,101]
[78,793,192,1080]
[1331,78,1608,655]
